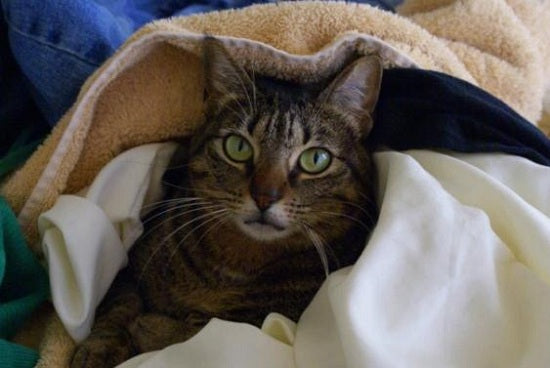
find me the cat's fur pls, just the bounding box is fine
[70,38,382,368]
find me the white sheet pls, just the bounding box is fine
[38,144,550,367]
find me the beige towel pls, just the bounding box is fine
[0,1,548,366]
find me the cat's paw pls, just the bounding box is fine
[129,313,183,352]
[128,313,202,352]
[70,330,134,368]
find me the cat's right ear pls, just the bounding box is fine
[203,37,252,110]
[319,55,383,139]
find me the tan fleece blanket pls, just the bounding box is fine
[2,0,550,366]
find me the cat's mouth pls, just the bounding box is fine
[237,213,290,241]
[244,218,286,232]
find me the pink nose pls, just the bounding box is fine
[250,168,286,211]
[251,187,282,211]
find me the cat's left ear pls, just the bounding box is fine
[320,55,383,138]
[203,37,253,111]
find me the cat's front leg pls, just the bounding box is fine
[128,312,210,352]
[70,269,143,368]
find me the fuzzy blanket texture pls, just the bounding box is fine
[1,0,549,366]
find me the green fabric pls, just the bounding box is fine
[0,196,49,368]
[0,340,40,368]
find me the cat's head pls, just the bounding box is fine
[177,39,381,247]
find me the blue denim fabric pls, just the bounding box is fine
[1,0,397,128]
[0,7,48,159]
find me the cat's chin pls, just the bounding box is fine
[235,219,292,242]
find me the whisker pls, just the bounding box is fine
[166,210,230,266]
[301,224,329,277]
[159,208,229,245]
[356,191,377,207]
[142,197,211,211]
[190,215,230,251]
[142,202,224,226]
[225,102,250,125]
[313,198,374,218]
[250,66,259,114]
[139,202,224,241]
[234,69,254,116]
[136,208,229,281]
[232,93,251,119]
[314,211,373,231]
[284,200,375,226]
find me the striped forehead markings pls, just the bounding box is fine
[286,111,295,142]
[242,106,314,155]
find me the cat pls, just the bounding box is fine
[70,38,382,368]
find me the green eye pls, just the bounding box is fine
[223,134,253,162]
[299,148,332,174]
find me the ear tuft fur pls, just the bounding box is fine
[203,38,252,110]
[320,55,383,137]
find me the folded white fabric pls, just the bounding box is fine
[118,317,296,368]
[38,145,550,367]
[38,143,178,342]
[319,151,550,368]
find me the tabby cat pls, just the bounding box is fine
[70,38,382,367]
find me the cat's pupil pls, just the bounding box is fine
[238,140,244,152]
[313,151,320,164]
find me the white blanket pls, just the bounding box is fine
[38,144,550,367]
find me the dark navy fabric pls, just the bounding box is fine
[0,9,49,160]
[370,68,550,167]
